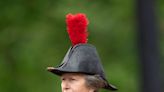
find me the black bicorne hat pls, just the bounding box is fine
[47,44,117,90]
[47,13,117,91]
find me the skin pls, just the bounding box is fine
[60,73,94,92]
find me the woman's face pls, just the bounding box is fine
[60,73,94,92]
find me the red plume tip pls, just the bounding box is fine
[66,13,89,46]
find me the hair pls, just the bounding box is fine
[84,74,106,92]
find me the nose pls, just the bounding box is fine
[61,81,70,91]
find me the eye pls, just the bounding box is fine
[70,78,76,81]
[61,77,65,81]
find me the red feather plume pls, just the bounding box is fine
[66,13,89,46]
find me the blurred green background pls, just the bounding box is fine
[0,0,163,92]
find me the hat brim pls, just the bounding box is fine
[47,67,118,91]
[104,82,118,90]
[47,67,68,76]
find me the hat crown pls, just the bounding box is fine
[57,44,105,77]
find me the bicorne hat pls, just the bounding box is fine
[47,13,117,91]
